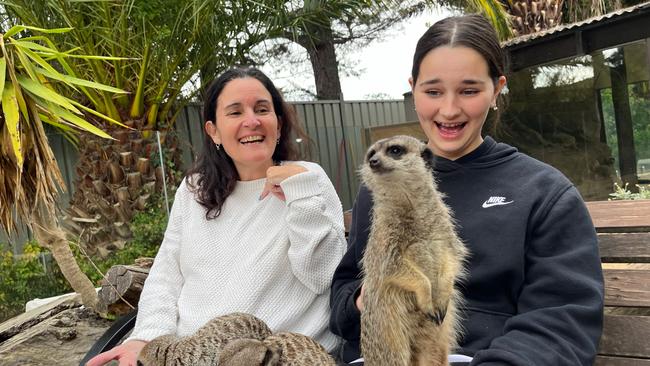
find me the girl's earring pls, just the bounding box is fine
[215,143,221,150]
[492,105,498,111]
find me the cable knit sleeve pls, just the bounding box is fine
[124,179,188,342]
[279,161,347,295]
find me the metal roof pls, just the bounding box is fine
[502,2,650,71]
[503,2,650,48]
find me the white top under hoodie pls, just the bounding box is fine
[126,161,346,351]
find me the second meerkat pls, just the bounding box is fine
[360,135,468,366]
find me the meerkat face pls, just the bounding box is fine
[361,135,435,194]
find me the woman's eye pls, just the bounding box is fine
[461,89,479,95]
[425,90,441,97]
[227,111,241,116]
[256,108,269,114]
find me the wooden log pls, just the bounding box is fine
[98,265,150,312]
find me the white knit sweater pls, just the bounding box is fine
[126,161,346,351]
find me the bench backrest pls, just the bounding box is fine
[588,200,650,365]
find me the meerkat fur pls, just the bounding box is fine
[219,332,337,366]
[360,135,468,366]
[138,312,272,366]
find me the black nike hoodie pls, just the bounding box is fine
[329,136,604,365]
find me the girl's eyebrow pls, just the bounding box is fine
[419,78,486,86]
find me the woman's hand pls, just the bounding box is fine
[85,340,147,366]
[260,164,308,201]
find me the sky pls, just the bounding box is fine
[261,8,453,101]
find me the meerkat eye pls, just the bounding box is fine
[366,149,376,161]
[387,145,404,158]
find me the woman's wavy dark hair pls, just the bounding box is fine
[186,66,308,219]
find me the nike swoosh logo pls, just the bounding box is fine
[482,201,514,208]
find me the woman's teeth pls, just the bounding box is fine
[240,136,265,144]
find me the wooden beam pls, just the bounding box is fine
[599,314,650,358]
[599,233,650,263]
[604,269,650,307]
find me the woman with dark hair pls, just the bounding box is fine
[87,66,346,366]
[330,14,604,365]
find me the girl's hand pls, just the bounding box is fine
[356,284,366,312]
[260,164,308,201]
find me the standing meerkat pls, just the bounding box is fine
[138,312,272,366]
[360,135,468,366]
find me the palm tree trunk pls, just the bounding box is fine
[31,204,100,311]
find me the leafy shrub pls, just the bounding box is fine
[0,195,170,322]
[0,242,70,322]
[609,183,650,201]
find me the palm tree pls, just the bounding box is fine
[3,0,293,256]
[0,25,127,310]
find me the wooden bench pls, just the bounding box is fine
[588,200,650,366]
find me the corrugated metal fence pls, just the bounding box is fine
[2,99,408,251]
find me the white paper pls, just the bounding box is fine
[348,354,473,364]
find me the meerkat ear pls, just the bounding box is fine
[421,146,435,171]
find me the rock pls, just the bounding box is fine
[0,296,115,366]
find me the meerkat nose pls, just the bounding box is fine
[369,156,381,169]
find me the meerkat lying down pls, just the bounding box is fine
[360,135,468,366]
[137,312,335,366]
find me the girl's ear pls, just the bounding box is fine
[204,121,221,145]
[494,76,507,96]
[408,77,414,90]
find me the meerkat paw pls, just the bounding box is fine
[426,305,447,326]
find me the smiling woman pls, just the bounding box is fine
[85,67,347,366]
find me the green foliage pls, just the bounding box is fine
[0,196,169,322]
[609,183,650,200]
[0,242,70,322]
[600,81,650,173]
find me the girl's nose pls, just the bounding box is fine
[440,95,461,119]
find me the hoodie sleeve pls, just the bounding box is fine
[470,186,604,366]
[329,185,373,344]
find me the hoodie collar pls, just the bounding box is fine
[433,136,518,172]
